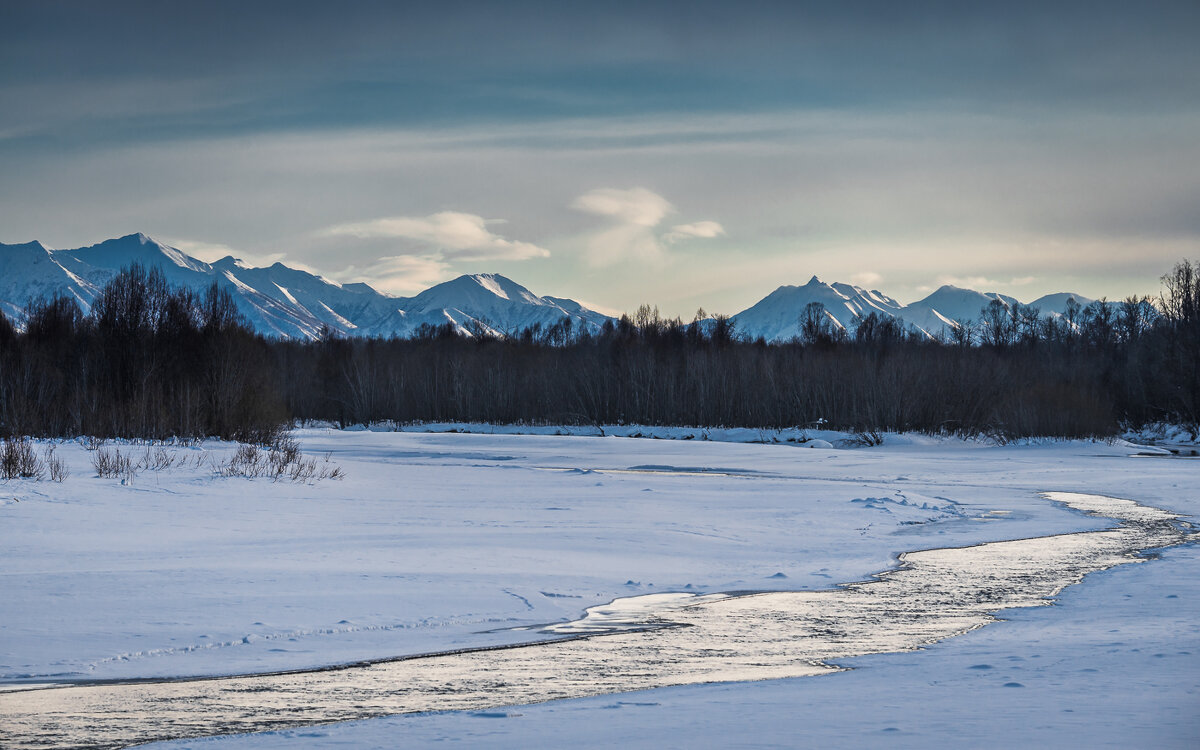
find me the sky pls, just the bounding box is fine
[2,1,1198,317]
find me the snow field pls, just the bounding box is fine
[1,428,1197,747]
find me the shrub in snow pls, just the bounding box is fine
[93,447,135,479]
[44,444,68,482]
[1,436,45,480]
[218,435,344,482]
[842,430,884,447]
[139,446,175,471]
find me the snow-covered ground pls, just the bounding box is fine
[2,429,1197,747]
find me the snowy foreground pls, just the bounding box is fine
[2,428,1198,747]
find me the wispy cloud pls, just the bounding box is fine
[571,187,723,267]
[316,210,549,294]
[165,237,303,271]
[7,105,1196,316]
[935,274,1038,291]
[570,187,674,266]
[331,254,454,296]
[850,271,883,287]
[571,187,674,227]
[937,275,1003,289]
[320,211,549,262]
[664,220,725,243]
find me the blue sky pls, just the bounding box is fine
[2,1,1198,315]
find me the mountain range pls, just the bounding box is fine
[0,233,610,340]
[1,233,1096,342]
[727,276,1089,341]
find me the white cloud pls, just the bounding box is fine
[663,220,726,243]
[332,254,453,296]
[582,223,671,267]
[934,274,1034,291]
[571,187,673,227]
[570,187,723,267]
[937,274,1003,289]
[320,211,549,262]
[9,106,1199,318]
[570,187,672,267]
[850,271,883,287]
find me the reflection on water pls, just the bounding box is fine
[1,493,1193,750]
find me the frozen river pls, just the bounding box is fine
[2,429,1198,747]
[2,491,1193,749]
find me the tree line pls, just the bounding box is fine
[1,261,1198,441]
[0,265,283,441]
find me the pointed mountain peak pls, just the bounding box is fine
[110,232,155,245]
[66,233,210,273]
[212,255,253,270]
[1,239,52,253]
[102,232,159,249]
[1,235,611,340]
[805,275,824,286]
[431,272,533,303]
[916,284,992,303]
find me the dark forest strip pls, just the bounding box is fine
[1,262,1197,441]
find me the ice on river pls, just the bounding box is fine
[0,428,1197,747]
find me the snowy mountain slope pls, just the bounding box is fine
[729,276,903,341]
[1,232,1110,342]
[63,233,210,280]
[903,285,1011,324]
[830,282,905,314]
[895,285,1017,338]
[0,240,100,319]
[208,257,401,336]
[1028,291,1095,316]
[370,273,613,338]
[0,234,611,340]
[729,280,1109,343]
[538,296,612,330]
[44,234,336,339]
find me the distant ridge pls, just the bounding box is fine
[0,234,612,340]
[729,277,1095,342]
[2,233,1102,342]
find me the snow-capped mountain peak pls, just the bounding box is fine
[728,277,1107,343]
[0,234,612,340]
[66,233,211,275]
[2,233,1108,343]
[384,273,610,337]
[730,276,906,341]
